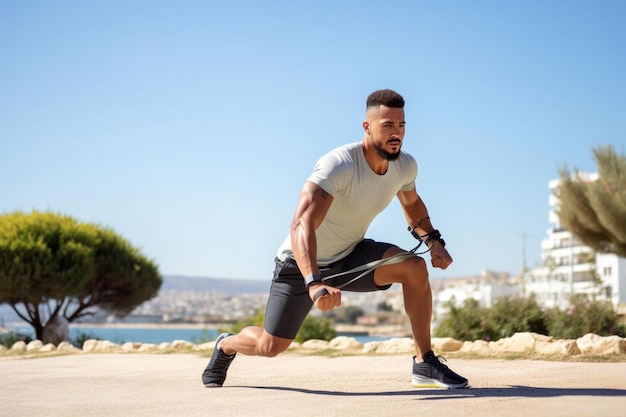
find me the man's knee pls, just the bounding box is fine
[409,255,427,270]
[258,333,292,357]
[405,256,429,285]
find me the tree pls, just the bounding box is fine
[556,145,626,257]
[0,210,162,343]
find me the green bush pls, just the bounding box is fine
[323,305,364,324]
[545,297,626,339]
[294,314,336,343]
[434,296,624,341]
[0,332,28,348]
[70,331,99,348]
[223,309,265,335]
[433,298,492,341]
[487,296,548,339]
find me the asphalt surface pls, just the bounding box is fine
[1,353,625,416]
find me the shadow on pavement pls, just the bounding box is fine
[234,385,626,399]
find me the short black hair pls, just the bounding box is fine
[366,89,405,110]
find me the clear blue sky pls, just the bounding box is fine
[1,0,624,281]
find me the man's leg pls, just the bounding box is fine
[202,257,312,387]
[372,246,468,388]
[202,319,300,388]
[220,255,313,357]
[372,247,432,360]
[201,326,295,387]
[218,327,292,357]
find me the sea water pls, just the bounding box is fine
[9,325,390,345]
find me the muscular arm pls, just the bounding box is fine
[289,181,341,310]
[397,188,453,269]
[397,188,433,237]
[290,181,334,278]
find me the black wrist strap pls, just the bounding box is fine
[312,287,329,303]
[304,273,323,288]
[408,227,446,248]
[423,229,445,247]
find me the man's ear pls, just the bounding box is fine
[362,121,370,134]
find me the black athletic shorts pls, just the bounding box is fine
[264,239,395,339]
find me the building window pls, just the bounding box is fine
[603,266,612,277]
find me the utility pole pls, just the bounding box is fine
[518,233,528,298]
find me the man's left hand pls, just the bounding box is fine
[430,241,453,269]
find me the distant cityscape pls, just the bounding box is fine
[0,274,415,336]
[87,275,415,333]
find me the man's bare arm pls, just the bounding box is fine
[290,182,334,277]
[289,182,342,310]
[397,188,453,270]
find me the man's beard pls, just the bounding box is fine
[373,138,401,161]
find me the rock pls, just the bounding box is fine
[576,333,626,355]
[83,339,120,352]
[122,342,141,351]
[10,341,27,352]
[39,343,57,352]
[170,340,194,350]
[57,342,81,353]
[137,343,159,352]
[362,341,383,353]
[328,336,363,350]
[301,339,330,350]
[432,337,463,352]
[362,337,414,354]
[535,339,581,356]
[489,332,552,353]
[27,340,44,351]
[386,338,415,353]
[195,342,213,351]
[460,340,491,354]
[98,340,121,352]
[82,339,98,352]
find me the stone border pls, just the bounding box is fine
[1,332,625,359]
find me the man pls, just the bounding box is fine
[202,89,468,389]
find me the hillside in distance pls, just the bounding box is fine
[161,275,270,294]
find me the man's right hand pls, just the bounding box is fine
[308,284,341,311]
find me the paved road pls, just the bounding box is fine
[2,353,625,416]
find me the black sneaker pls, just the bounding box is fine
[411,351,468,389]
[202,333,236,387]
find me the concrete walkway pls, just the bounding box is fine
[1,353,625,416]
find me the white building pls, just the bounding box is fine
[524,173,626,310]
[431,270,520,325]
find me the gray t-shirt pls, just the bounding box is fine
[277,141,417,265]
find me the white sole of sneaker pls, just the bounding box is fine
[411,375,468,389]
